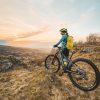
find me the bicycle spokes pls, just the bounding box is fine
[45,55,60,73]
[71,62,96,88]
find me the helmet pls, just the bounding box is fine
[60,28,67,33]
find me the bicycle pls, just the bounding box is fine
[45,46,100,91]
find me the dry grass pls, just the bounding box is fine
[0,45,99,100]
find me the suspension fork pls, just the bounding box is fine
[54,51,63,65]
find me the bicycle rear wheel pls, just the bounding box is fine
[68,58,100,91]
[45,55,60,73]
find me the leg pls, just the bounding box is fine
[62,48,69,58]
[62,48,70,72]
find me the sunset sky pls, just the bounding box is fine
[0,0,100,48]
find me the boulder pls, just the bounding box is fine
[80,48,94,53]
[0,60,13,72]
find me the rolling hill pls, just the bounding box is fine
[0,45,99,100]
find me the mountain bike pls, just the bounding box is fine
[45,46,100,91]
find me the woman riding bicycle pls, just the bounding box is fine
[54,28,69,58]
[45,28,100,91]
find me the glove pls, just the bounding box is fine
[53,44,58,47]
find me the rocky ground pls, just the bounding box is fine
[0,45,99,100]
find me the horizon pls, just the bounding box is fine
[0,0,100,48]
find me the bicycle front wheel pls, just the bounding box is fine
[68,58,100,91]
[45,55,60,73]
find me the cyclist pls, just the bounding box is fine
[54,28,69,58]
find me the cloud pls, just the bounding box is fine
[15,26,50,39]
[0,25,50,41]
[68,0,75,3]
[42,0,54,5]
[8,39,54,48]
[0,0,99,46]
[80,6,97,21]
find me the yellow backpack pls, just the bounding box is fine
[66,36,74,50]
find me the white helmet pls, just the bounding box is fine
[60,28,67,33]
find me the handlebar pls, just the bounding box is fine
[53,46,62,50]
[56,46,61,49]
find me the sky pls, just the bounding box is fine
[0,0,100,48]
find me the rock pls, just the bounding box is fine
[8,55,22,65]
[0,60,13,72]
[80,48,94,53]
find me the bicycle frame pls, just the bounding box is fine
[47,47,100,91]
[54,47,78,73]
[55,48,68,66]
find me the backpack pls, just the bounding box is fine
[66,36,74,50]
